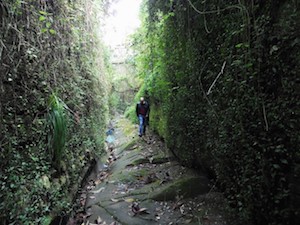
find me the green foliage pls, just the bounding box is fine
[108,56,141,115]
[132,0,300,224]
[0,151,71,224]
[47,94,67,172]
[124,104,137,123]
[124,82,146,123]
[0,0,109,223]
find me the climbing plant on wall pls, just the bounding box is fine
[131,0,300,224]
[0,0,109,223]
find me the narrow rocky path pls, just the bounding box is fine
[68,116,229,225]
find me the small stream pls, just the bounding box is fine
[50,123,117,225]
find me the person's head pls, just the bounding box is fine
[140,97,145,104]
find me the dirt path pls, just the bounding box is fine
[68,116,229,225]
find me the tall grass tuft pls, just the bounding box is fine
[47,94,67,173]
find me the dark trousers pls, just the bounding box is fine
[138,115,147,135]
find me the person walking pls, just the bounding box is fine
[136,97,150,137]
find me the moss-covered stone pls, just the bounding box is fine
[115,168,149,183]
[150,176,209,201]
[117,117,136,136]
[118,138,139,153]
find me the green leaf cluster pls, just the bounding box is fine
[47,94,67,172]
[0,0,110,223]
[131,1,300,224]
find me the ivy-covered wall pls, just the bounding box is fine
[132,0,299,224]
[0,0,109,223]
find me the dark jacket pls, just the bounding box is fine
[136,101,150,117]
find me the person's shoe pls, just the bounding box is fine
[138,134,142,137]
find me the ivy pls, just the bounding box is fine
[0,0,109,223]
[131,0,300,225]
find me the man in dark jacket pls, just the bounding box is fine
[136,97,150,137]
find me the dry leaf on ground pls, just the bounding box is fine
[90,187,105,194]
[124,198,135,203]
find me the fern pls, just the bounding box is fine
[47,94,67,172]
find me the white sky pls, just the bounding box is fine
[103,0,142,48]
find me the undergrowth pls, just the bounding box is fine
[130,1,300,224]
[0,0,109,223]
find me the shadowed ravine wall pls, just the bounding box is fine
[0,0,109,223]
[129,1,300,224]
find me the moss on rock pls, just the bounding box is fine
[150,176,209,201]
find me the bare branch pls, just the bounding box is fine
[207,61,226,95]
[204,14,211,34]
[197,61,219,120]
[186,0,244,15]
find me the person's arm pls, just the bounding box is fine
[146,103,150,117]
[136,103,139,117]
[146,104,150,125]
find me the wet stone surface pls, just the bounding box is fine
[67,117,230,225]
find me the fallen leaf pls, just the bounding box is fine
[131,202,149,215]
[89,195,96,199]
[138,207,149,214]
[149,157,154,163]
[180,204,185,215]
[184,218,193,224]
[94,179,102,185]
[124,198,135,203]
[90,187,105,194]
[96,216,102,224]
[111,198,120,202]
[108,180,116,184]
[130,145,138,150]
[87,185,94,191]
